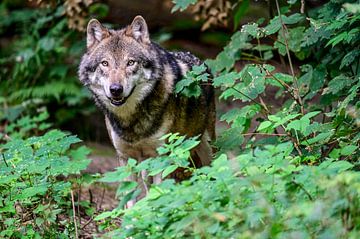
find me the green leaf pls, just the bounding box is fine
[162,165,178,178]
[116,181,138,196]
[99,167,131,183]
[325,31,348,48]
[302,111,321,120]
[323,75,356,95]
[171,0,197,12]
[215,126,244,151]
[340,145,357,156]
[301,131,333,145]
[38,37,55,51]
[257,121,273,131]
[340,50,360,69]
[233,0,250,30]
[213,72,240,87]
[14,184,48,200]
[265,14,304,35]
[324,160,354,173]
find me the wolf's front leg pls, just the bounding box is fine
[118,156,150,209]
[117,156,137,208]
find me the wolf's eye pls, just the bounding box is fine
[127,60,135,66]
[101,61,108,67]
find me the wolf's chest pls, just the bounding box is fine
[105,112,172,158]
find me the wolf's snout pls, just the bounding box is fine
[110,83,123,97]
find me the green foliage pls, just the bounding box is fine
[171,0,197,12]
[2,0,360,238]
[98,0,360,238]
[103,152,360,238]
[0,1,96,126]
[95,133,201,223]
[175,64,209,97]
[0,128,91,238]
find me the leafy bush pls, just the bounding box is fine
[0,115,91,238]
[96,0,360,238]
[0,0,107,126]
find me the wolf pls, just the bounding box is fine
[79,16,215,206]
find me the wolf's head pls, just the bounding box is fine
[79,16,160,108]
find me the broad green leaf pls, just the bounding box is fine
[323,160,354,173]
[302,131,333,145]
[99,167,131,183]
[116,181,138,196]
[213,72,240,87]
[162,165,178,178]
[257,121,273,131]
[340,145,357,156]
[323,74,355,95]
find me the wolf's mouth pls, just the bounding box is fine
[109,97,127,106]
[108,87,135,106]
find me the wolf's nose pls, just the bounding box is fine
[110,84,123,97]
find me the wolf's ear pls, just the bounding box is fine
[126,16,150,44]
[86,19,109,49]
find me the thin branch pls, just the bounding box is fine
[71,190,79,239]
[241,52,264,63]
[264,69,291,90]
[2,153,8,167]
[141,171,149,195]
[257,38,263,59]
[300,0,305,14]
[259,96,270,113]
[81,217,94,230]
[97,188,106,211]
[275,0,304,114]
[77,184,81,228]
[230,87,270,114]
[275,0,296,82]
[242,133,287,136]
[292,180,313,201]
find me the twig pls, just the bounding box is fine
[77,184,81,228]
[230,87,270,114]
[189,156,197,169]
[257,38,263,59]
[242,133,287,136]
[275,0,296,82]
[2,153,8,167]
[275,0,304,114]
[259,96,270,113]
[300,0,305,14]
[241,52,263,63]
[81,217,94,230]
[141,171,149,195]
[264,69,292,90]
[291,180,313,201]
[71,190,79,239]
[97,187,106,211]
[281,125,303,156]
[293,139,303,156]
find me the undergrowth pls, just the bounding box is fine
[96,0,360,238]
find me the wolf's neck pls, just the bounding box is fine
[104,78,171,143]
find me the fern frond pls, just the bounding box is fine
[9,81,81,102]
